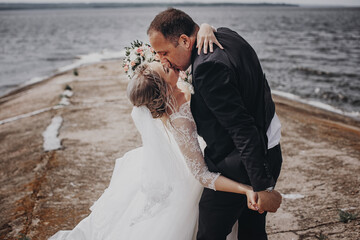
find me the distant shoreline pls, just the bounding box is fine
[2,2,359,11]
[0,2,300,11]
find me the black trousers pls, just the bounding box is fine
[197,144,283,240]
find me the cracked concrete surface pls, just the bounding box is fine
[0,60,359,240]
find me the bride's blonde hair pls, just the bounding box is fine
[127,63,176,118]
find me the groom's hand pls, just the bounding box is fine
[257,190,282,213]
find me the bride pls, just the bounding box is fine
[49,25,258,240]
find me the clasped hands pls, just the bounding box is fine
[246,189,282,214]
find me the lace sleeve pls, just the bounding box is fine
[167,102,220,190]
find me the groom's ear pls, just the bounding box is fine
[178,34,191,50]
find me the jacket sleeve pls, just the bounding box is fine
[194,61,275,192]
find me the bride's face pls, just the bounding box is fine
[149,61,179,87]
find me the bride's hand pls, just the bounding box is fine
[197,23,224,55]
[246,190,259,211]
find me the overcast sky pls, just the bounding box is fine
[1,0,360,7]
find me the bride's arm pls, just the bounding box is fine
[169,114,259,211]
[215,175,259,211]
[197,23,224,55]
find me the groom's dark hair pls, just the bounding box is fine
[147,8,198,46]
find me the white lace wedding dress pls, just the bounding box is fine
[49,101,237,240]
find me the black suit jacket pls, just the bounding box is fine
[190,27,276,192]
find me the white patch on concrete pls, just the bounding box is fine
[0,106,63,125]
[340,207,356,211]
[58,89,73,106]
[282,193,305,199]
[62,89,73,98]
[59,97,70,106]
[31,218,41,227]
[42,116,63,151]
[0,88,72,125]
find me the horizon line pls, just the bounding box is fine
[0,2,359,6]
[0,2,360,9]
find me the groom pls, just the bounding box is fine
[148,8,282,240]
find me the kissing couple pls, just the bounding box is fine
[50,8,283,240]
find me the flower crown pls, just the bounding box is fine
[123,40,157,80]
[123,40,192,84]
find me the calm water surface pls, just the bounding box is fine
[0,6,359,114]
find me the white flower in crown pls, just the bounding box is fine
[178,66,194,94]
[123,40,156,80]
[179,68,192,84]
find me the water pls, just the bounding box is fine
[0,6,359,116]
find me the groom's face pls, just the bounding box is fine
[149,31,192,72]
